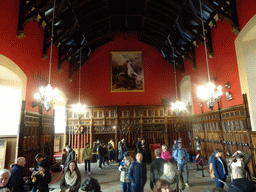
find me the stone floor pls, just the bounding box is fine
[49,161,230,192]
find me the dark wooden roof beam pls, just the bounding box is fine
[202,0,239,34]
[178,22,206,47]
[143,23,169,37]
[210,0,233,13]
[143,16,173,32]
[147,0,178,16]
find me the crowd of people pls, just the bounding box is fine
[0,144,101,192]
[209,148,256,192]
[115,137,189,192]
[1,137,256,192]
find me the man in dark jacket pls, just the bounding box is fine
[128,153,147,192]
[228,166,256,192]
[98,142,104,169]
[65,145,75,168]
[136,138,142,153]
[9,157,26,192]
[150,149,167,190]
[30,153,51,192]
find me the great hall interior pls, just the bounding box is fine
[1,0,256,191]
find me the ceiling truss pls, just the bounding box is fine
[17,0,239,78]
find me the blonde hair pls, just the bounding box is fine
[162,144,167,150]
[141,139,145,144]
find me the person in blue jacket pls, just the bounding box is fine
[173,142,190,188]
[212,148,228,189]
[128,153,147,192]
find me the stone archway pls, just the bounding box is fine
[0,54,27,100]
[235,15,256,131]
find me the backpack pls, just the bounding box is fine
[209,162,215,179]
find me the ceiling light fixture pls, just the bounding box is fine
[171,47,186,114]
[34,0,62,112]
[72,47,86,114]
[197,0,223,110]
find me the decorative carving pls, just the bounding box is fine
[94,126,115,133]
[74,124,83,134]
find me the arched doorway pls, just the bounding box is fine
[0,55,27,135]
[179,75,193,114]
[235,15,256,131]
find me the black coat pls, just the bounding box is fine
[136,141,142,153]
[98,145,104,157]
[227,178,256,192]
[36,158,51,184]
[150,158,167,190]
[10,164,24,192]
[128,161,147,191]
[34,173,49,192]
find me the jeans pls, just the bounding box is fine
[103,156,109,165]
[131,186,143,192]
[177,163,189,183]
[99,157,103,168]
[122,182,131,192]
[85,159,91,172]
[214,178,225,188]
[108,150,114,161]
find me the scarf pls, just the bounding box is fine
[65,170,78,186]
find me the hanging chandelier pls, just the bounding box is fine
[71,47,86,114]
[197,0,223,110]
[34,0,62,112]
[170,47,186,114]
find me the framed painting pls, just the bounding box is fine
[110,51,144,92]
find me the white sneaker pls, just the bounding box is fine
[185,183,189,187]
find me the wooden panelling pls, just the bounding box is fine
[17,101,54,176]
[66,105,192,160]
[191,95,255,176]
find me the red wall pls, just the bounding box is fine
[1,0,256,114]
[185,19,243,114]
[78,33,179,107]
[184,1,256,114]
[0,0,76,114]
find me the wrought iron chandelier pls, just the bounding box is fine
[34,0,62,112]
[71,47,86,114]
[197,0,223,110]
[170,47,186,114]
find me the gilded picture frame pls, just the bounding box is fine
[110,51,144,92]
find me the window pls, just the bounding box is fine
[0,86,22,135]
[54,105,66,133]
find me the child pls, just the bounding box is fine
[118,152,134,192]
[31,165,49,192]
[161,144,172,162]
